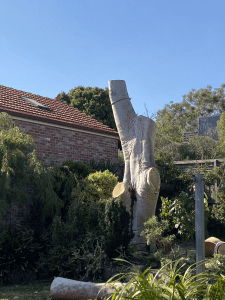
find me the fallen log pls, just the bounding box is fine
[50,277,121,300]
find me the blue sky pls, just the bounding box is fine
[1,0,225,118]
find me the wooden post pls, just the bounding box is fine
[194,174,205,276]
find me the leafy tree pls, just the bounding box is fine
[156,84,225,144]
[178,136,219,160]
[155,84,225,161]
[156,156,190,201]
[59,86,117,130]
[217,111,225,156]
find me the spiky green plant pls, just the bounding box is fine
[102,258,225,300]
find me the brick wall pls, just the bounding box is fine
[0,202,31,231]
[14,118,118,165]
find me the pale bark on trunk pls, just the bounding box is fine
[50,277,121,299]
[109,80,161,247]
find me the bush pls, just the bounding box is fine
[0,227,41,284]
[49,164,78,220]
[88,158,119,175]
[0,113,36,220]
[156,156,191,202]
[41,196,106,279]
[141,215,175,252]
[104,196,133,258]
[42,168,129,279]
[170,192,195,242]
[44,195,133,279]
[62,159,95,180]
[206,254,225,276]
[73,170,118,203]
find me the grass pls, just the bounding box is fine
[0,280,52,300]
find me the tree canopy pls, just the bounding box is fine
[59,86,116,130]
[217,111,225,156]
[155,84,225,160]
[156,84,225,143]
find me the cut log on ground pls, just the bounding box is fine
[50,277,121,300]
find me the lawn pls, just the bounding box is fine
[0,280,52,300]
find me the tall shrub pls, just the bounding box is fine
[0,112,62,223]
[104,196,132,258]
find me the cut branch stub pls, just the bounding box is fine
[147,167,161,195]
[113,182,125,198]
[112,182,132,215]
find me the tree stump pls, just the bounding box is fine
[109,80,161,248]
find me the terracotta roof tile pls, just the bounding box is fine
[0,85,118,138]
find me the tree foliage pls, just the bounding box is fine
[217,111,225,156]
[156,84,225,144]
[59,86,116,130]
[155,84,225,160]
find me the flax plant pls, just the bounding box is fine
[103,258,225,300]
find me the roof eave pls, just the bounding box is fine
[0,108,119,138]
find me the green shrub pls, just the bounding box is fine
[73,170,118,202]
[155,156,192,216]
[50,164,78,220]
[62,159,95,180]
[42,196,106,279]
[0,113,36,220]
[206,254,225,276]
[69,233,107,281]
[88,158,119,175]
[141,215,175,252]
[0,227,41,284]
[170,192,195,242]
[160,197,174,232]
[86,170,118,200]
[104,196,133,258]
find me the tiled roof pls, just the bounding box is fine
[0,85,118,137]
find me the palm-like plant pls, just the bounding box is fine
[103,258,225,300]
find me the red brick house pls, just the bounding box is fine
[0,85,119,165]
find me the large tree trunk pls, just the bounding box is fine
[109,80,160,248]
